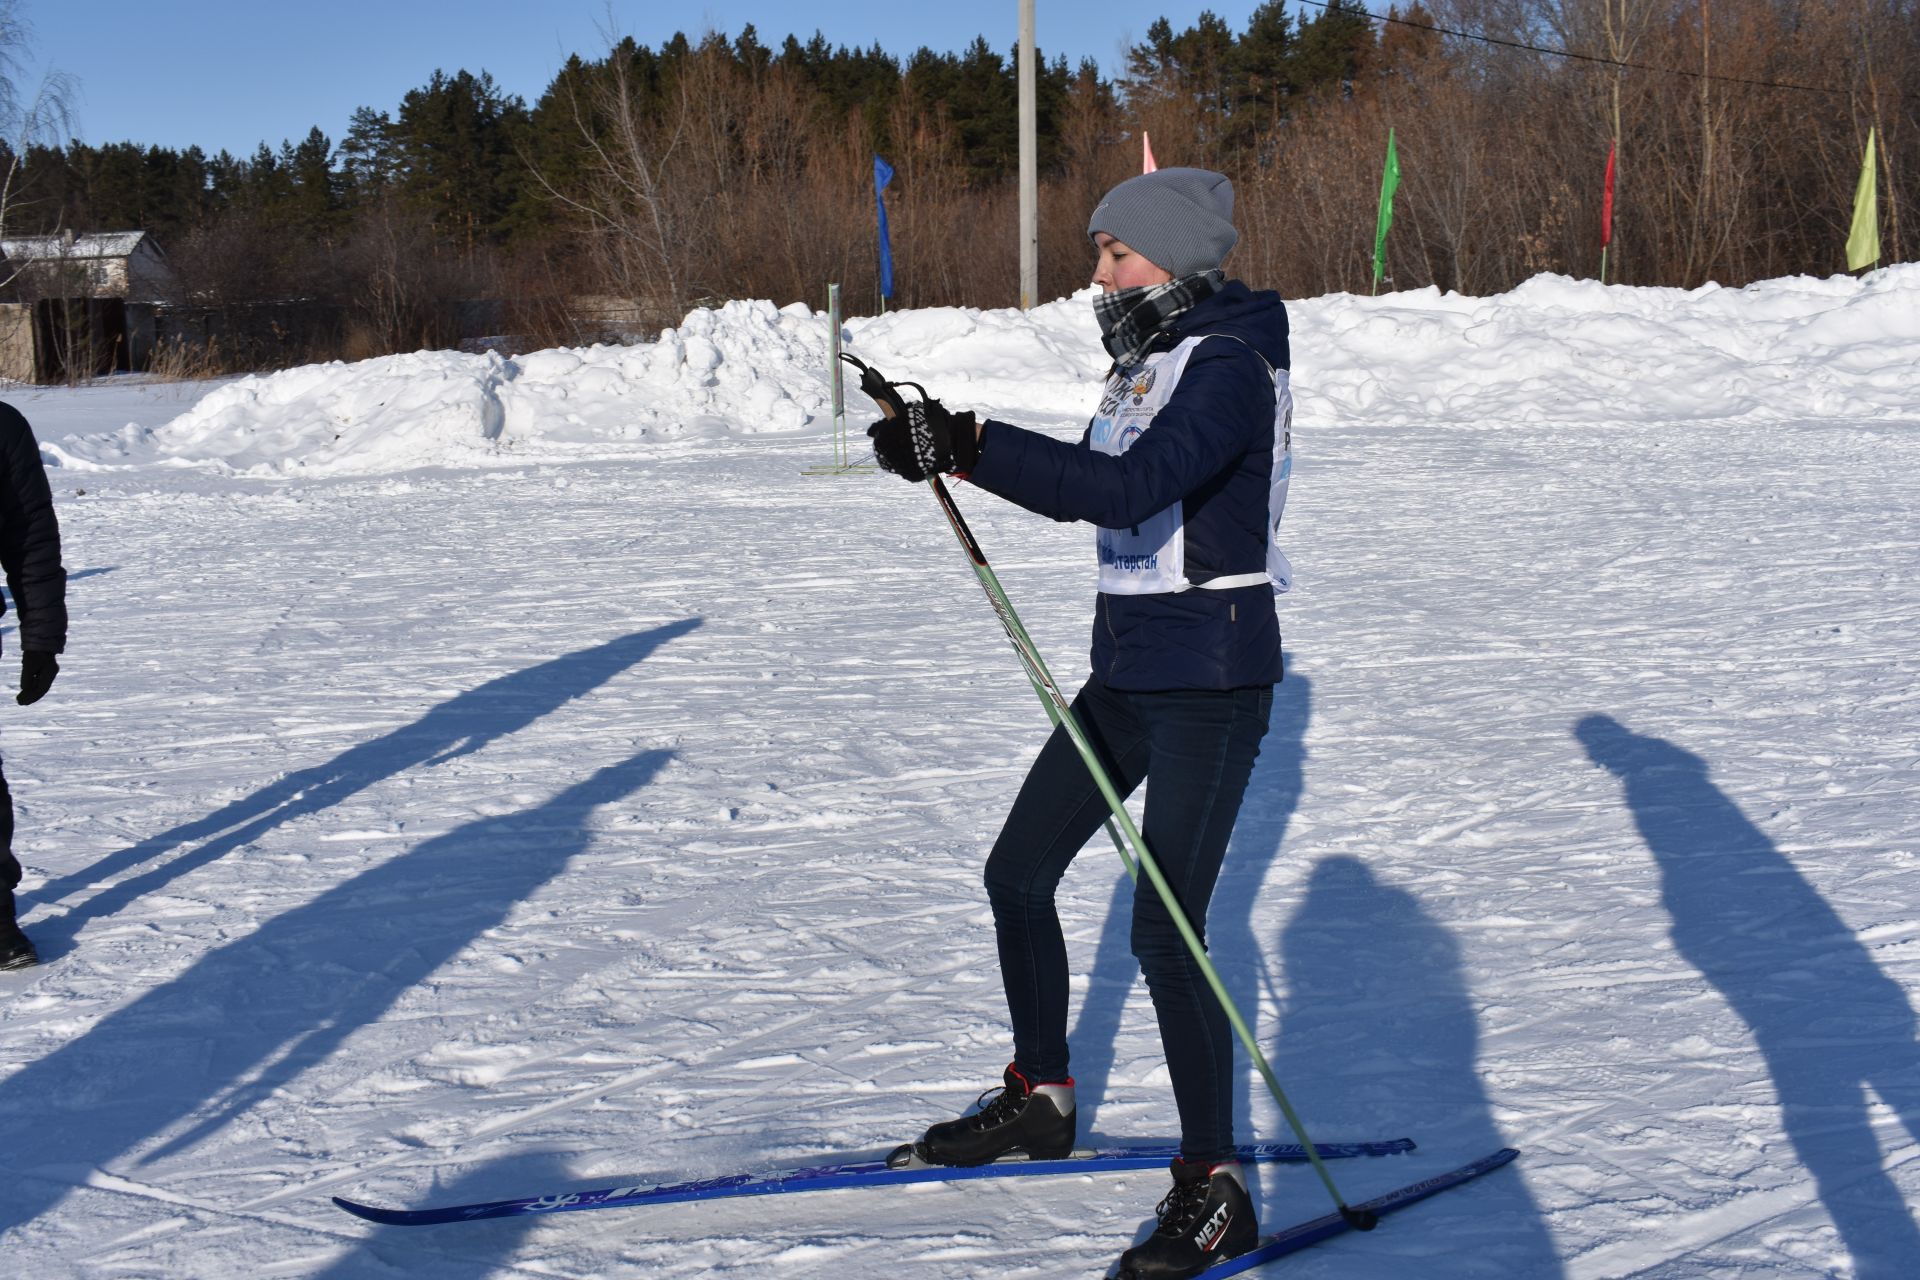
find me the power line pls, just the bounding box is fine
[1289,0,1914,103]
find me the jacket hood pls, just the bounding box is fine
[1159,279,1290,371]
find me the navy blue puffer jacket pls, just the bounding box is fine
[967,281,1289,692]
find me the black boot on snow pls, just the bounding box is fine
[0,919,37,972]
[901,1064,1075,1167]
[1114,1158,1258,1280]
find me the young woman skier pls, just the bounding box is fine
[866,166,1293,1280]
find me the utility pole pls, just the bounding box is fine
[1019,0,1038,309]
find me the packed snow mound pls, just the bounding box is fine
[43,299,840,476]
[39,266,1920,476]
[1294,266,1920,425]
[840,292,1111,413]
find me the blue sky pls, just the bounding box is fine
[18,1,1282,158]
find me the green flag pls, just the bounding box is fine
[1373,128,1400,294]
[1846,126,1880,272]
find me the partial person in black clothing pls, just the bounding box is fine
[0,401,67,971]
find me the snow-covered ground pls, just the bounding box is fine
[2,268,1917,1278]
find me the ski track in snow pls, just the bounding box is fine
[2,269,1918,1277]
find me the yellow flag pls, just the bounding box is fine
[1846,127,1880,272]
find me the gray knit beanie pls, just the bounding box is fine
[1087,167,1238,275]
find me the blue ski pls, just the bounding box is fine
[1194,1147,1521,1278]
[332,1138,1415,1226]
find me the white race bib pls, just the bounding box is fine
[1090,337,1292,596]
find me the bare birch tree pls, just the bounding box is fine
[0,0,77,276]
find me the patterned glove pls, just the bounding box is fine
[868,399,979,482]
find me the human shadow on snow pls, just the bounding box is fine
[23,619,701,948]
[1577,713,1920,1279]
[0,747,673,1237]
[1268,855,1561,1273]
[0,627,694,1239]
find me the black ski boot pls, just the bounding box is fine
[0,923,34,971]
[1114,1158,1258,1280]
[890,1064,1075,1167]
[0,891,37,971]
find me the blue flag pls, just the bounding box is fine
[874,155,895,301]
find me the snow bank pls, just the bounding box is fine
[42,299,839,476]
[40,265,1920,476]
[1294,266,1920,425]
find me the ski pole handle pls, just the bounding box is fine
[839,352,910,421]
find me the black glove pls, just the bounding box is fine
[17,651,57,706]
[868,399,979,482]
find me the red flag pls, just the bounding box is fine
[1143,132,1157,174]
[1601,141,1617,248]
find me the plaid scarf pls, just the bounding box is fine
[1092,270,1225,368]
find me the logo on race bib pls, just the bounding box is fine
[1099,539,1159,573]
[1127,366,1158,404]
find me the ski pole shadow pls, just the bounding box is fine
[0,746,673,1238]
[1067,673,1310,1152]
[1273,856,1561,1273]
[1576,713,1920,1278]
[311,1149,577,1279]
[22,619,701,949]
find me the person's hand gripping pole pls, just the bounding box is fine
[850,353,979,483]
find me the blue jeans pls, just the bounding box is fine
[984,675,1273,1160]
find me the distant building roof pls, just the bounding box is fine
[0,230,175,303]
[1,231,158,261]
